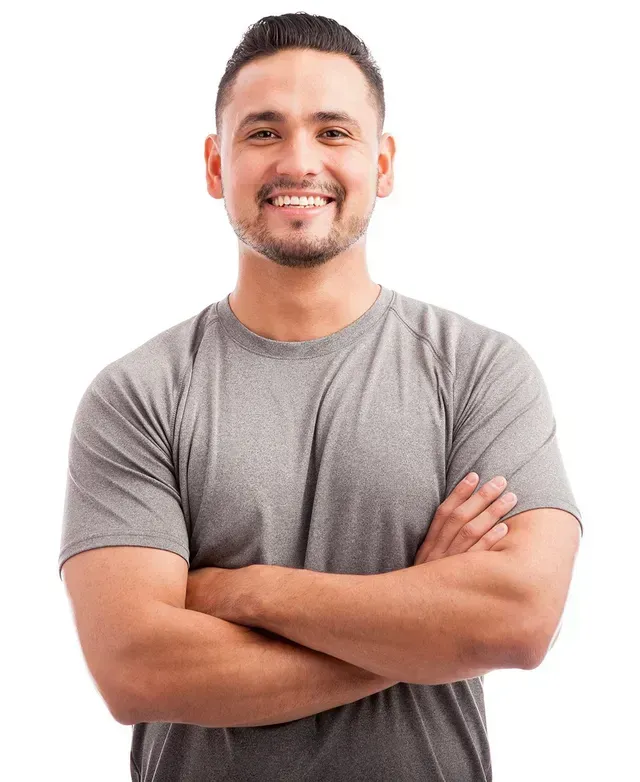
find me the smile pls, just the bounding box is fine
[264,200,335,217]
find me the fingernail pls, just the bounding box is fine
[491,476,506,488]
[465,472,479,484]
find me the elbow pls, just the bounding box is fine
[112,704,139,726]
[516,642,546,671]
[486,602,548,672]
[105,671,151,726]
[110,679,157,727]
[106,631,161,726]
[520,622,564,670]
[89,673,145,726]
[79,655,147,726]
[514,614,555,671]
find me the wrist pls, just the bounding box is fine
[246,566,401,688]
[236,564,266,624]
[240,563,289,625]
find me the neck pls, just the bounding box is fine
[228,264,381,343]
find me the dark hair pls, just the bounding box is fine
[215,13,385,142]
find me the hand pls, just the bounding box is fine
[413,473,517,565]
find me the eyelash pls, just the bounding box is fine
[248,129,348,140]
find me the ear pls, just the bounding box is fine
[205,134,223,199]
[376,133,395,199]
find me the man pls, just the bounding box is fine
[59,13,582,781]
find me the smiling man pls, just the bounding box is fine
[59,12,583,782]
[207,38,393,339]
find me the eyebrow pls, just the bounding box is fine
[236,110,363,136]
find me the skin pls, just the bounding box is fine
[204,47,396,342]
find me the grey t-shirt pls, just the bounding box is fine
[58,285,582,782]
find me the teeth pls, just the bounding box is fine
[269,195,331,207]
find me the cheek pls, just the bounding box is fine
[334,152,377,193]
[227,151,265,183]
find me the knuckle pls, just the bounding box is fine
[448,508,465,525]
[479,483,497,499]
[458,522,478,541]
[491,496,510,514]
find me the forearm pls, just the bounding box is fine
[244,551,534,684]
[123,602,398,727]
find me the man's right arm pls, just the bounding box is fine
[61,545,396,729]
[123,601,397,727]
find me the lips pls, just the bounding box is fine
[264,199,335,216]
[265,196,335,206]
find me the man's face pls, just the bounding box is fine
[206,48,393,269]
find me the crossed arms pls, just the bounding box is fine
[120,539,550,727]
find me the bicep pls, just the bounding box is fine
[62,545,188,723]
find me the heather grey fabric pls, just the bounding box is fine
[58,284,582,782]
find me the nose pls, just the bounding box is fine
[274,131,323,181]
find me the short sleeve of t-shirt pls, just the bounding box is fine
[445,328,583,538]
[57,364,191,580]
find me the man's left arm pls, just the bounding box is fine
[218,506,580,685]
[224,547,540,685]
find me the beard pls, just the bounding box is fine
[224,196,377,269]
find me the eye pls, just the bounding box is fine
[248,129,348,140]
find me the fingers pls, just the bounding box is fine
[445,486,517,557]
[458,475,511,524]
[466,520,509,553]
[416,474,516,564]
[422,472,479,548]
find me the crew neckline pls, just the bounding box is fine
[216,284,395,359]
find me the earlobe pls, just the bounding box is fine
[377,171,394,199]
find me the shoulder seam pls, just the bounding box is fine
[169,313,219,440]
[170,359,194,439]
[389,305,454,378]
[90,382,172,462]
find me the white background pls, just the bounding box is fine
[2,1,637,779]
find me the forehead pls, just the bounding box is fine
[227,49,375,132]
